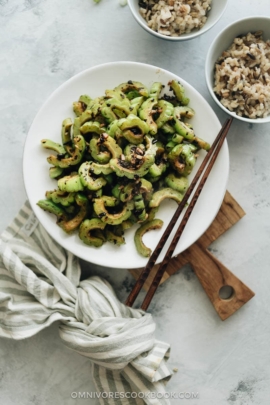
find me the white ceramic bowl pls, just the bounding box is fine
[23,61,229,269]
[205,16,270,123]
[128,0,228,41]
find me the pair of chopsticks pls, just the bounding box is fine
[126,118,233,310]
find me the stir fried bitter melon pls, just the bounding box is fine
[37,80,210,257]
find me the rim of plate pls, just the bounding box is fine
[23,61,229,269]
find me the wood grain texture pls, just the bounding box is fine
[129,191,255,320]
[186,243,254,320]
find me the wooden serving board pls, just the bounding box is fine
[130,191,255,320]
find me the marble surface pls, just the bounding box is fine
[1,0,270,404]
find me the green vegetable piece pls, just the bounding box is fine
[73,95,91,117]
[145,134,158,154]
[155,141,165,156]
[79,162,107,191]
[105,89,126,100]
[140,178,153,194]
[156,100,174,128]
[49,166,64,179]
[107,120,122,139]
[173,110,210,151]
[192,137,211,151]
[126,91,140,99]
[149,188,183,208]
[110,136,157,179]
[73,102,85,117]
[58,174,84,192]
[46,190,76,206]
[98,195,117,207]
[80,121,104,135]
[161,122,175,135]
[89,137,111,164]
[188,143,199,152]
[171,133,184,144]
[123,144,145,163]
[174,116,195,141]
[75,98,103,127]
[120,183,134,202]
[149,82,163,99]
[119,114,149,144]
[168,144,196,176]
[174,106,195,119]
[148,161,167,177]
[120,114,148,133]
[134,219,163,257]
[41,139,66,155]
[112,109,125,119]
[78,109,93,126]
[106,96,131,118]
[165,141,177,153]
[114,81,149,97]
[61,118,72,146]
[146,207,159,222]
[145,174,161,184]
[90,133,122,163]
[139,97,158,136]
[121,219,135,230]
[165,173,189,193]
[105,228,125,246]
[129,96,144,115]
[87,161,113,176]
[117,178,153,202]
[101,106,117,123]
[109,158,146,179]
[80,94,92,105]
[47,135,86,168]
[73,117,81,136]
[101,133,122,159]
[89,97,105,117]
[94,228,107,242]
[112,184,121,199]
[101,91,130,121]
[124,144,137,159]
[79,219,106,247]
[93,197,133,225]
[37,200,67,221]
[169,80,190,105]
[59,193,88,233]
[134,193,148,222]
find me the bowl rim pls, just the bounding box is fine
[127,0,229,42]
[205,15,270,123]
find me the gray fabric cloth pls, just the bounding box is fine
[0,201,173,405]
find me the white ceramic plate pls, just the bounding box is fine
[23,62,229,269]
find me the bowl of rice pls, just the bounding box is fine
[128,0,228,41]
[205,16,270,123]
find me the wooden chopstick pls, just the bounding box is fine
[126,118,233,309]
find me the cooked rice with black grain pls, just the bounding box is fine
[139,0,212,37]
[214,31,270,119]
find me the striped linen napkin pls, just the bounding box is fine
[0,201,173,404]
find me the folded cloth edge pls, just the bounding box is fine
[0,201,174,405]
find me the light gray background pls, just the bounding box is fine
[1,0,270,404]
